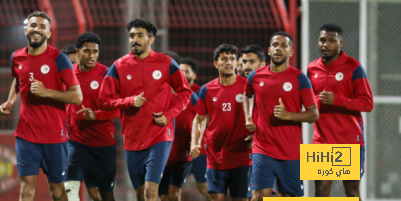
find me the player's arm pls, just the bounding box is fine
[274,99,319,122]
[162,59,192,123]
[190,114,207,159]
[77,105,120,121]
[30,79,83,105]
[97,63,145,111]
[1,78,20,115]
[244,70,257,132]
[321,65,374,112]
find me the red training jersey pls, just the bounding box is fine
[98,50,192,151]
[197,75,252,170]
[307,51,373,146]
[68,62,119,147]
[11,45,79,143]
[166,92,198,167]
[245,66,316,160]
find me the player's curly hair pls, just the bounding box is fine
[28,11,51,25]
[127,18,157,37]
[241,45,266,62]
[75,32,102,49]
[61,44,76,55]
[213,44,238,61]
[181,58,198,73]
[320,23,343,36]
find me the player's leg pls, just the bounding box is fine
[252,154,275,200]
[275,158,303,197]
[342,145,365,200]
[166,161,193,201]
[15,137,41,200]
[229,166,252,201]
[159,166,172,201]
[190,154,212,201]
[42,142,69,201]
[65,140,86,201]
[86,144,117,201]
[144,141,173,201]
[86,186,102,201]
[207,168,229,201]
[126,148,148,201]
[19,176,38,201]
[315,180,333,196]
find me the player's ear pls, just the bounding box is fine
[193,73,197,80]
[267,47,271,55]
[148,36,155,45]
[340,39,343,48]
[213,61,218,69]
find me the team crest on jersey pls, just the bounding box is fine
[90,81,99,90]
[213,97,217,102]
[315,74,318,78]
[41,65,50,74]
[127,75,132,80]
[283,82,292,91]
[0,145,19,193]
[18,65,22,69]
[152,70,162,80]
[236,94,244,103]
[335,72,344,81]
[260,81,264,86]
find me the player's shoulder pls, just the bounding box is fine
[288,66,303,76]
[236,75,248,84]
[154,51,173,65]
[343,53,361,69]
[205,77,220,88]
[47,45,62,58]
[112,54,131,68]
[308,57,322,69]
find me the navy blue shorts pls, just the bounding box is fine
[159,161,193,195]
[126,141,172,189]
[190,154,207,183]
[15,137,67,183]
[207,166,252,198]
[349,145,365,182]
[66,140,116,192]
[252,153,303,196]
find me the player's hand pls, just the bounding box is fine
[30,79,48,97]
[274,98,290,120]
[133,92,146,107]
[190,144,201,159]
[244,134,254,149]
[77,105,96,120]
[153,112,167,126]
[0,102,13,116]
[319,90,334,105]
[245,116,257,132]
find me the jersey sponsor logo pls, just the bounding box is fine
[152,70,162,80]
[127,75,132,80]
[0,145,19,193]
[260,81,264,86]
[41,65,50,74]
[335,72,344,81]
[283,82,292,91]
[213,97,217,102]
[235,94,244,103]
[18,65,22,69]
[315,74,318,78]
[90,81,99,90]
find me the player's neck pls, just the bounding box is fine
[27,43,47,56]
[270,63,288,73]
[322,54,340,65]
[219,74,236,86]
[78,63,94,72]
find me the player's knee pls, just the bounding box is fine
[20,183,36,199]
[64,181,81,201]
[167,191,179,201]
[344,186,360,197]
[144,187,158,199]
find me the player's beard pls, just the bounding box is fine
[27,33,47,48]
[272,56,288,66]
[132,41,147,57]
